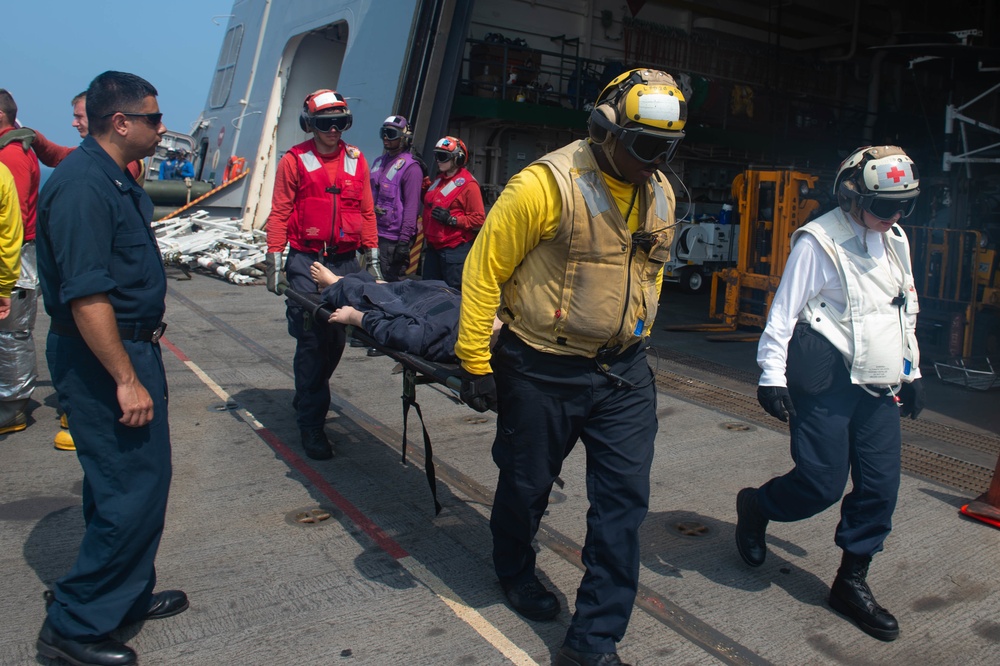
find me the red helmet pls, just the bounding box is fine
[299,89,352,132]
[433,136,468,167]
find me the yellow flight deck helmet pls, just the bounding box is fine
[588,68,687,167]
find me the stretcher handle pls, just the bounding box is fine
[279,285,333,322]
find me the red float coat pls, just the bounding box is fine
[422,167,485,250]
[0,126,40,241]
[266,139,377,254]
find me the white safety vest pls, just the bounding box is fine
[795,209,920,386]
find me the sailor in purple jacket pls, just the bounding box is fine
[370,116,424,281]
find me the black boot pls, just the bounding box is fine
[735,487,769,567]
[37,619,137,666]
[828,552,899,641]
[555,645,630,665]
[301,428,333,460]
[500,576,560,621]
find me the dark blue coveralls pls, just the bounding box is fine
[757,327,902,557]
[489,327,657,654]
[285,248,359,431]
[319,271,460,362]
[36,136,172,639]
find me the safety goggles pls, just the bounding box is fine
[380,126,404,141]
[862,195,917,220]
[311,115,351,132]
[434,151,454,163]
[104,111,163,126]
[615,125,682,164]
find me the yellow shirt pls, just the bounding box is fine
[456,162,664,375]
[0,162,23,299]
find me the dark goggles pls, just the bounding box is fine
[311,115,351,132]
[862,195,918,220]
[434,151,454,162]
[619,127,682,164]
[380,126,404,141]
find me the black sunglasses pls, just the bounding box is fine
[434,151,454,162]
[311,115,351,132]
[102,111,163,126]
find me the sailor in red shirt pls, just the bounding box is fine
[421,136,485,290]
[264,89,379,460]
[0,89,39,435]
[31,91,145,183]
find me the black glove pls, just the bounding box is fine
[431,206,458,226]
[460,370,497,413]
[395,238,412,263]
[897,379,925,419]
[757,386,797,422]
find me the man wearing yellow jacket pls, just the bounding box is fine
[455,68,685,666]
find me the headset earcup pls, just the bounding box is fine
[588,104,617,145]
[837,179,857,212]
[299,113,310,132]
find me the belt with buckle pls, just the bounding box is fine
[50,320,167,343]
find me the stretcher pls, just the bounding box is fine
[282,286,478,515]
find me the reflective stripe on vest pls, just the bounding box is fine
[299,151,322,172]
[385,161,404,181]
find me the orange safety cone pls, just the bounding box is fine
[960,452,1000,529]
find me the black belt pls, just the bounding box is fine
[864,384,898,397]
[322,249,355,261]
[50,320,167,343]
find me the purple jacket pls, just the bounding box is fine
[370,151,422,242]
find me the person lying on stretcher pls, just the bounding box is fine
[309,262,501,362]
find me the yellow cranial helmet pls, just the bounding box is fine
[589,68,687,164]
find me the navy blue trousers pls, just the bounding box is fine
[756,378,902,557]
[490,330,657,653]
[44,332,171,640]
[285,249,360,430]
[421,242,471,291]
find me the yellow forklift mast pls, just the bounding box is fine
[907,226,1000,360]
[706,170,820,333]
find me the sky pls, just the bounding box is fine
[5,0,234,149]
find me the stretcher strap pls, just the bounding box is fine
[401,393,442,516]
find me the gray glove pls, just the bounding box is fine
[364,247,384,281]
[265,252,287,294]
[757,385,796,422]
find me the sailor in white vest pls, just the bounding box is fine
[736,146,925,643]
